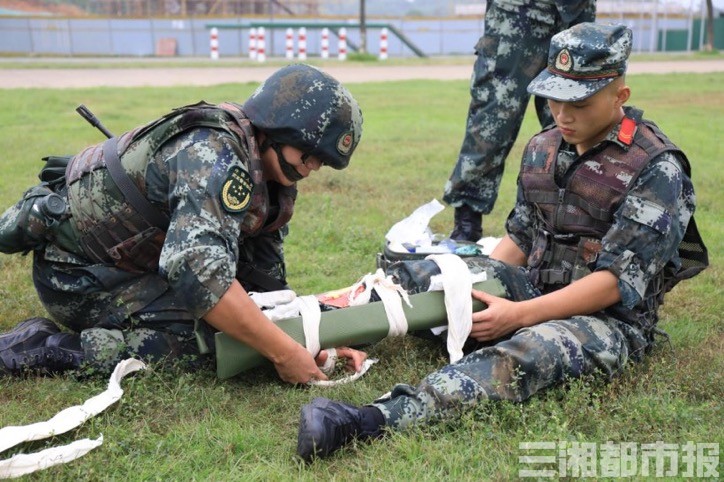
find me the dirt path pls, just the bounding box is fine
[2,59,723,89]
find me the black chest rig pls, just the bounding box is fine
[65,102,297,273]
[520,110,707,301]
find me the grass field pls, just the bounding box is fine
[0,71,721,480]
[0,50,719,69]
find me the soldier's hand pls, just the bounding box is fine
[273,343,328,385]
[470,289,524,342]
[315,346,368,373]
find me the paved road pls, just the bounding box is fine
[1,59,723,89]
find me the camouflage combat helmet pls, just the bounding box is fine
[243,63,363,170]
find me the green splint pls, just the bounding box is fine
[215,279,506,379]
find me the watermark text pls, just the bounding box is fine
[519,441,719,478]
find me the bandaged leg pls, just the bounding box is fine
[371,315,648,430]
[215,256,509,379]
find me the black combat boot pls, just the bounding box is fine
[0,317,60,353]
[450,204,483,243]
[297,397,385,462]
[0,319,84,375]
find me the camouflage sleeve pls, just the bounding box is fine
[504,178,537,257]
[595,152,695,308]
[158,128,250,319]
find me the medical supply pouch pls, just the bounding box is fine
[376,238,484,271]
[375,199,496,270]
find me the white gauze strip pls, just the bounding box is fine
[248,290,297,309]
[0,437,104,479]
[426,254,473,363]
[348,269,412,337]
[0,358,146,478]
[309,358,378,387]
[297,295,322,356]
[251,274,411,386]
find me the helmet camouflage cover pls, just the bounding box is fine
[242,63,363,169]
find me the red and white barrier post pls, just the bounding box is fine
[297,27,307,61]
[338,27,347,61]
[379,27,388,60]
[209,27,219,60]
[320,27,329,59]
[256,26,266,62]
[248,27,257,60]
[285,27,294,60]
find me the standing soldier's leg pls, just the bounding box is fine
[443,3,558,217]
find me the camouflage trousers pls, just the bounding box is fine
[442,0,595,214]
[31,236,287,374]
[374,257,649,430]
[31,252,208,374]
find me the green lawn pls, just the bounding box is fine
[0,50,719,70]
[0,72,721,480]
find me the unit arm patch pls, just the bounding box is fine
[220,165,253,213]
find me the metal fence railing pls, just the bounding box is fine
[0,14,720,58]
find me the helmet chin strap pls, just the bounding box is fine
[261,138,304,183]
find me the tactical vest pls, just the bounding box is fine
[520,111,708,306]
[65,102,296,273]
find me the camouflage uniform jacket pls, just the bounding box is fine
[54,102,295,320]
[506,106,701,329]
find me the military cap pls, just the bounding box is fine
[527,23,632,102]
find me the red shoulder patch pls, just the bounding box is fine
[618,117,636,145]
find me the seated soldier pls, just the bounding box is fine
[0,64,367,383]
[296,23,708,461]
